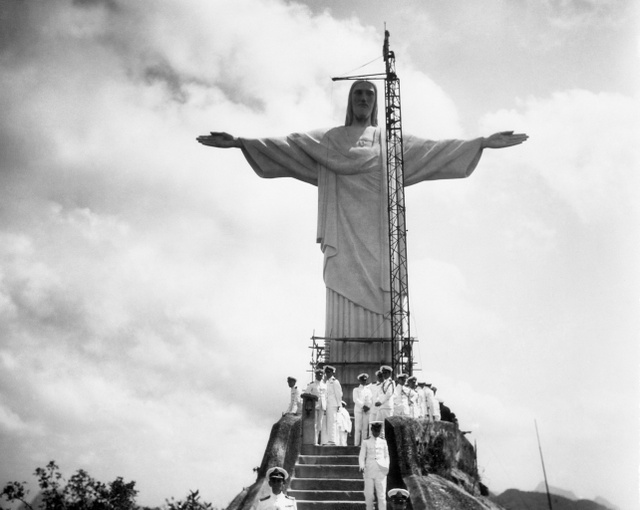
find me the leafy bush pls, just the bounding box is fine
[0,462,218,510]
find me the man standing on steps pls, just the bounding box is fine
[359,421,390,510]
[255,467,297,510]
[393,373,409,417]
[353,373,372,446]
[304,368,327,445]
[336,400,352,446]
[406,376,419,418]
[369,370,384,425]
[375,365,395,424]
[324,365,343,445]
[284,376,301,415]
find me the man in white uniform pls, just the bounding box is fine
[393,373,409,417]
[352,373,372,446]
[337,400,352,446]
[359,421,389,510]
[406,376,418,418]
[387,488,410,510]
[255,467,297,510]
[369,370,384,425]
[284,376,301,415]
[375,366,395,423]
[324,365,343,445]
[304,368,327,445]
[416,382,427,419]
[428,385,441,422]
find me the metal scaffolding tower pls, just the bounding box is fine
[383,31,413,376]
[327,30,415,377]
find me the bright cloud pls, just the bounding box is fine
[0,1,637,509]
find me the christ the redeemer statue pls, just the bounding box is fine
[197,81,528,340]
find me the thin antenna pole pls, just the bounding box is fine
[535,420,554,510]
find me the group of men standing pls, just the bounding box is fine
[285,364,444,447]
[255,465,411,510]
[294,365,346,446]
[279,364,447,510]
[352,365,442,445]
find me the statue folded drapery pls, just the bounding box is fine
[197,79,527,343]
[239,127,484,338]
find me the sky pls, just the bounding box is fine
[0,0,638,509]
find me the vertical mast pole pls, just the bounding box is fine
[535,420,554,510]
[383,30,413,375]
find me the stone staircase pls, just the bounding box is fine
[288,444,365,509]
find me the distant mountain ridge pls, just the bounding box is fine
[492,488,619,510]
[532,483,619,510]
[534,482,579,501]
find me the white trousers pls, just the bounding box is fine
[325,405,338,444]
[364,475,386,510]
[354,410,370,446]
[315,408,325,445]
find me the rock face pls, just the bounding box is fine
[226,414,302,510]
[225,414,506,510]
[385,416,503,510]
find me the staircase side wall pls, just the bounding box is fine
[385,417,483,509]
[225,414,302,510]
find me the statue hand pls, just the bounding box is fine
[482,131,529,149]
[196,131,241,148]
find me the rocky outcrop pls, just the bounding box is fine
[385,416,502,510]
[225,414,504,510]
[226,414,301,510]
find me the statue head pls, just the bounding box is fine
[345,80,378,127]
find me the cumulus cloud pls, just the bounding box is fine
[0,1,637,508]
[481,90,640,225]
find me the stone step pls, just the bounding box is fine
[294,464,361,479]
[301,444,360,456]
[296,502,365,510]
[289,478,364,491]
[288,490,365,502]
[297,455,359,465]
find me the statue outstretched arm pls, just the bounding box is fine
[196,131,242,148]
[481,131,529,149]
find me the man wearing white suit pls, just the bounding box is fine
[352,373,372,446]
[305,368,327,445]
[375,365,395,423]
[359,421,389,510]
[324,365,343,445]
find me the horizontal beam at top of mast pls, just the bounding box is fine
[331,72,386,82]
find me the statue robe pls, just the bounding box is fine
[240,127,483,340]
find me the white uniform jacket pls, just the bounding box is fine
[393,384,410,416]
[376,379,394,410]
[255,492,297,510]
[353,384,373,413]
[286,386,302,414]
[326,376,343,409]
[359,436,390,477]
[305,380,327,411]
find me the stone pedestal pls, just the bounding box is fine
[326,337,392,409]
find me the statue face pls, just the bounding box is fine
[350,82,376,124]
